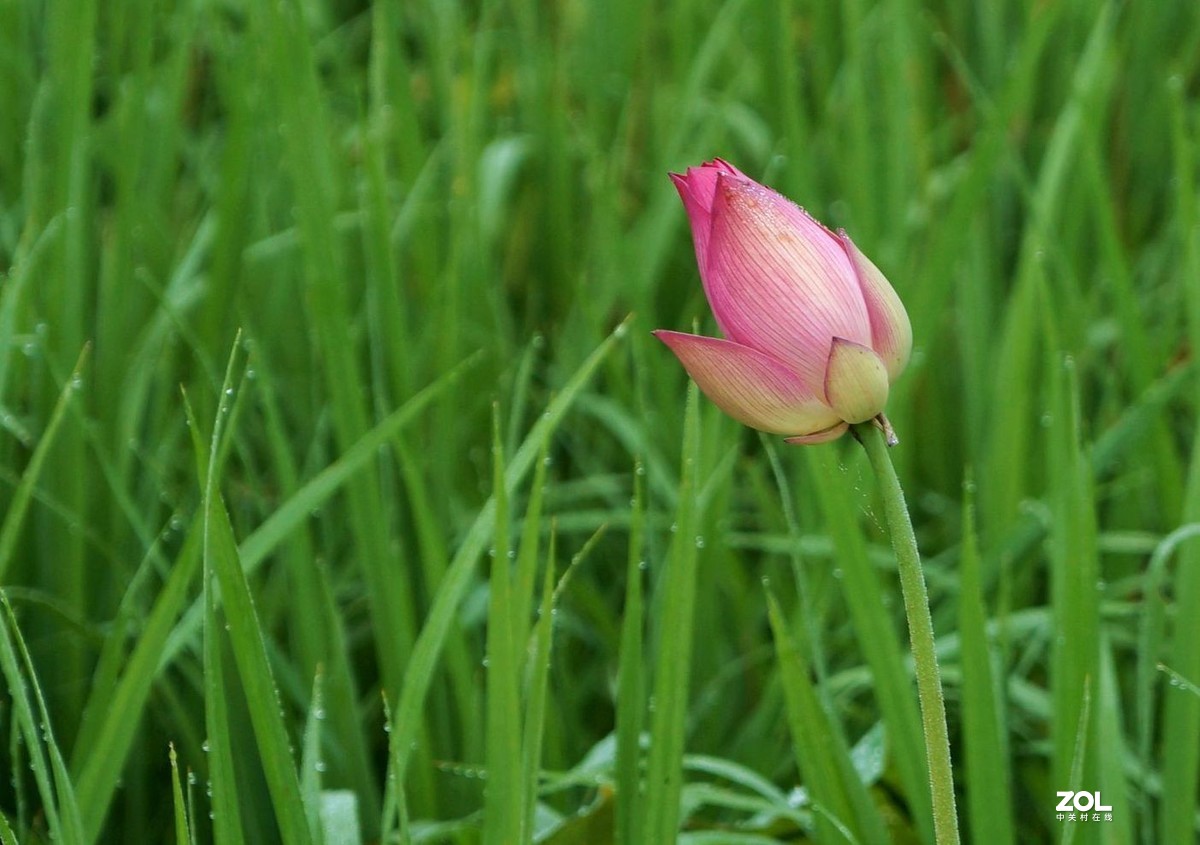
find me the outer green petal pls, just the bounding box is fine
[824,338,890,424]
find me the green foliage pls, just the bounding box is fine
[0,0,1198,842]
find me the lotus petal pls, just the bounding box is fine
[653,330,840,436]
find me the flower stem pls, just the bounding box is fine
[853,421,960,845]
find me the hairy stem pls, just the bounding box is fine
[854,421,960,845]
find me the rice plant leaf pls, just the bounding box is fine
[615,463,646,845]
[202,338,312,845]
[957,480,1014,845]
[483,405,522,845]
[766,587,884,845]
[520,526,558,843]
[0,593,84,844]
[163,351,482,667]
[0,345,88,581]
[169,744,192,845]
[640,379,701,843]
[385,317,630,794]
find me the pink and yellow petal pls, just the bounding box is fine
[784,422,849,445]
[839,232,912,381]
[702,173,871,385]
[653,330,840,436]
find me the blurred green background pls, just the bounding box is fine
[1,0,1199,842]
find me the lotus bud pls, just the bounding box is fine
[654,159,911,445]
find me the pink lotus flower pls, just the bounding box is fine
[654,159,912,444]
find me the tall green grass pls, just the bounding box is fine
[1,0,1198,842]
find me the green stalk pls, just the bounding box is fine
[853,421,960,845]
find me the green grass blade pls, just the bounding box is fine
[1,594,85,844]
[193,386,244,844]
[0,346,87,581]
[1096,635,1132,845]
[202,339,312,845]
[641,379,701,843]
[766,587,885,845]
[301,670,327,845]
[73,524,202,842]
[169,744,192,845]
[0,592,83,844]
[1159,417,1200,844]
[520,526,557,843]
[483,405,521,845]
[1047,354,1099,790]
[957,479,1013,845]
[0,810,17,845]
[615,463,646,845]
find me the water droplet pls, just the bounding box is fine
[613,322,628,338]
[201,740,210,753]
[694,535,705,548]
